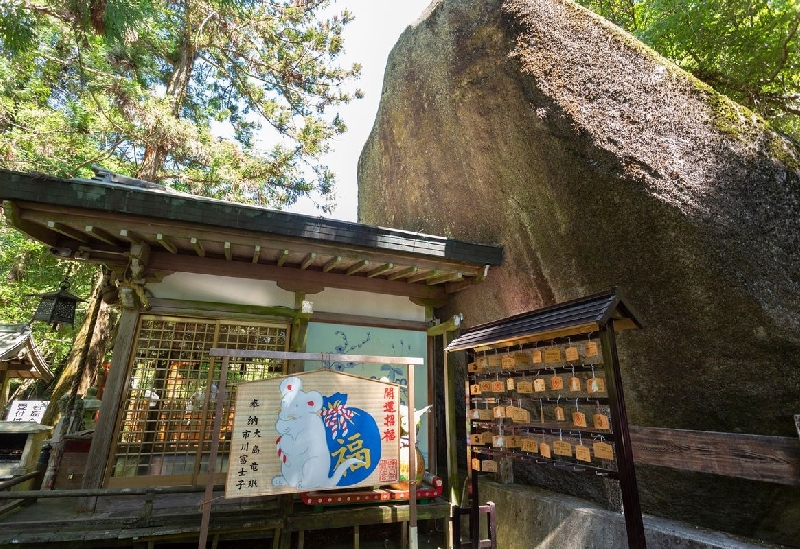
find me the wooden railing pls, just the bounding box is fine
[630,426,800,486]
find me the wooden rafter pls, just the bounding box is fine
[86,225,122,246]
[47,221,87,243]
[387,266,417,281]
[190,237,205,257]
[150,252,447,301]
[119,229,144,245]
[367,262,394,278]
[276,249,289,267]
[427,271,462,285]
[300,252,316,270]
[408,269,440,284]
[346,260,370,275]
[323,255,342,272]
[156,233,178,254]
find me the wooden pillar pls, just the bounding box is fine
[601,323,646,549]
[443,331,460,505]
[287,292,310,374]
[429,316,462,508]
[79,307,140,508]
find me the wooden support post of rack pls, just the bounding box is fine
[601,323,646,549]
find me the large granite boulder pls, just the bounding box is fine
[358,0,800,545]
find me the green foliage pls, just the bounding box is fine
[0,0,360,210]
[576,0,800,142]
[0,212,96,382]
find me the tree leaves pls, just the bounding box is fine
[576,0,800,141]
[0,0,359,210]
[0,211,96,384]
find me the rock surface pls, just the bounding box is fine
[358,0,800,545]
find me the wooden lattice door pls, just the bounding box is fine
[106,316,288,488]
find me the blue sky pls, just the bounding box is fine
[285,0,434,222]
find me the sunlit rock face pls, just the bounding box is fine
[358,0,800,545]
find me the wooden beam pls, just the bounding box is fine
[252,245,261,264]
[190,237,205,257]
[209,348,424,365]
[426,315,462,336]
[630,426,800,486]
[150,252,447,301]
[367,262,393,278]
[47,221,87,243]
[427,271,462,285]
[346,260,370,275]
[387,266,417,281]
[300,252,316,270]
[408,269,439,284]
[156,233,177,254]
[310,311,428,331]
[148,297,298,320]
[276,249,289,267]
[224,241,232,261]
[85,225,121,246]
[323,255,343,272]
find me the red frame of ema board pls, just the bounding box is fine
[301,472,443,506]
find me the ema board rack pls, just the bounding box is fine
[446,288,648,549]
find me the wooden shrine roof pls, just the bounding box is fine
[0,324,53,382]
[0,169,502,302]
[446,288,644,352]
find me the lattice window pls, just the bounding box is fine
[108,316,288,487]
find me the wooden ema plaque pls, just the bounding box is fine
[517,381,534,393]
[553,440,572,457]
[225,370,400,498]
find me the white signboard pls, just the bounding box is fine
[225,370,400,497]
[6,400,49,423]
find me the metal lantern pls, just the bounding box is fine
[30,276,84,330]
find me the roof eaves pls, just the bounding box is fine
[0,169,504,267]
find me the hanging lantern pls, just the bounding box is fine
[30,275,84,330]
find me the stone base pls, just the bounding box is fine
[478,479,783,549]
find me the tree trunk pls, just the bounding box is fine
[41,268,113,429]
[137,4,198,183]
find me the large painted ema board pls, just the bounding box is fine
[225,370,401,497]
